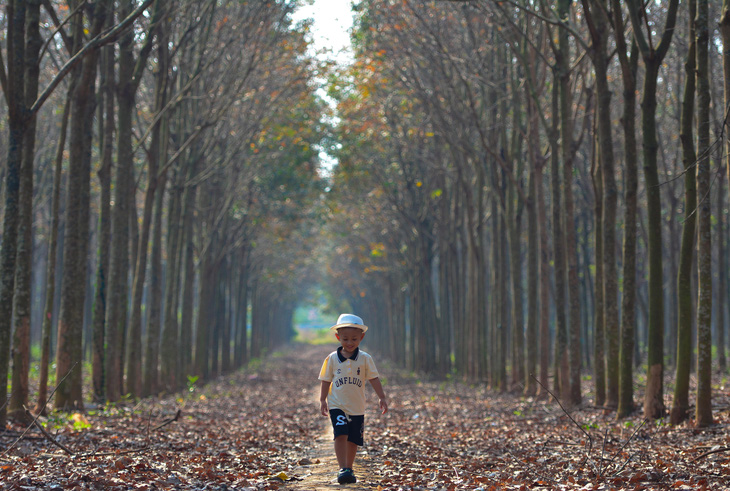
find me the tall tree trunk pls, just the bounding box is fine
[549,75,569,400]
[626,0,680,420]
[591,129,605,406]
[722,0,730,251]
[695,0,713,428]
[557,0,581,407]
[234,248,249,368]
[143,172,166,396]
[91,9,115,403]
[126,19,167,396]
[56,1,106,410]
[525,94,540,396]
[179,161,199,376]
[105,0,135,401]
[613,2,640,418]
[537,162,551,398]
[35,94,71,415]
[9,0,41,421]
[717,172,727,372]
[0,0,27,426]
[583,0,617,409]
[161,171,184,391]
[508,176,524,389]
[670,0,697,426]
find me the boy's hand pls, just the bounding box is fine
[379,398,388,414]
[320,399,329,416]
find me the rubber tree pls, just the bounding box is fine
[625,0,680,420]
[695,0,713,428]
[611,0,640,420]
[670,0,697,426]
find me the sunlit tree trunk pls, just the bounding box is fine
[56,0,106,410]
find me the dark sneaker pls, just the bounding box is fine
[337,468,357,484]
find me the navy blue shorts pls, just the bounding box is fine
[329,409,364,446]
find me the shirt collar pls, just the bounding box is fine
[337,346,359,362]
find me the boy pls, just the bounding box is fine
[319,313,388,484]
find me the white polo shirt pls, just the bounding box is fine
[319,347,379,416]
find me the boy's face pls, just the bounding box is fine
[336,327,365,354]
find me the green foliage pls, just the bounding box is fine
[187,375,200,394]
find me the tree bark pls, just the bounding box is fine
[9,0,41,421]
[670,0,697,426]
[0,0,27,426]
[91,7,115,403]
[126,6,166,397]
[591,129,605,407]
[549,75,569,400]
[35,93,71,415]
[143,172,166,396]
[56,0,106,410]
[695,0,713,428]
[613,1,639,419]
[105,0,135,402]
[625,0,680,420]
[583,0,617,409]
[716,172,727,373]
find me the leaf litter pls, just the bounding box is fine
[1,344,730,490]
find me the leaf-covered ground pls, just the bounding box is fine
[2,343,730,490]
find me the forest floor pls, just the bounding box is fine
[2,343,730,490]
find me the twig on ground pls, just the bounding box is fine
[530,374,592,455]
[693,446,730,461]
[606,418,648,475]
[598,428,608,475]
[151,408,182,431]
[1,363,78,458]
[612,448,642,476]
[24,407,74,455]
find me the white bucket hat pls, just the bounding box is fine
[330,313,368,333]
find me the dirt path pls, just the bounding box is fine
[286,414,379,490]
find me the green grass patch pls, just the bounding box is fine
[294,327,336,345]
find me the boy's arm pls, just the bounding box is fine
[369,377,388,414]
[319,380,331,416]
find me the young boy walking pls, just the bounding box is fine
[319,313,388,484]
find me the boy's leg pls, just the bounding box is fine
[345,440,358,468]
[334,435,349,469]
